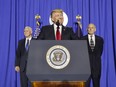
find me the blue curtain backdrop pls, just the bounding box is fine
[0,0,116,87]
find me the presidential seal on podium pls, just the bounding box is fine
[46,45,70,69]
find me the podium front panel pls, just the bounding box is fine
[26,40,90,81]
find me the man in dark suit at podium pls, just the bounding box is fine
[37,9,77,40]
[82,23,104,87]
[15,26,33,87]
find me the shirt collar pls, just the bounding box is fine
[26,37,32,41]
[54,24,62,29]
[88,34,95,38]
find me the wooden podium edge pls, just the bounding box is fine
[32,81,86,87]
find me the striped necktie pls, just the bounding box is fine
[90,35,94,51]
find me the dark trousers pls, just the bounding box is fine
[20,71,33,87]
[86,75,100,87]
[20,71,28,87]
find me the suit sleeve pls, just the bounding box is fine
[15,41,21,66]
[99,38,104,56]
[96,37,104,57]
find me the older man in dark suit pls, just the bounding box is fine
[82,23,104,87]
[15,26,33,87]
[37,9,78,40]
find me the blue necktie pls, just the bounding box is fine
[26,39,29,51]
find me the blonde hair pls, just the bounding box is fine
[51,9,63,17]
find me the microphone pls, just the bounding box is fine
[56,20,60,27]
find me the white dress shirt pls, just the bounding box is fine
[25,37,32,47]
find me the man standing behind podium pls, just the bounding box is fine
[37,9,77,40]
[15,26,33,87]
[82,24,104,87]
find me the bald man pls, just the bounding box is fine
[15,26,33,87]
[82,24,104,87]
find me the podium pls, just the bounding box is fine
[26,40,90,87]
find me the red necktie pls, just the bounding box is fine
[56,27,61,40]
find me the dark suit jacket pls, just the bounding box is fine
[15,38,27,72]
[37,25,77,40]
[82,35,104,77]
[15,38,35,72]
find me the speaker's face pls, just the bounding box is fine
[51,12,64,25]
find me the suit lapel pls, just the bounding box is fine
[50,25,55,40]
[86,35,92,51]
[23,39,26,51]
[61,25,66,40]
[94,35,98,49]
[86,36,90,47]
